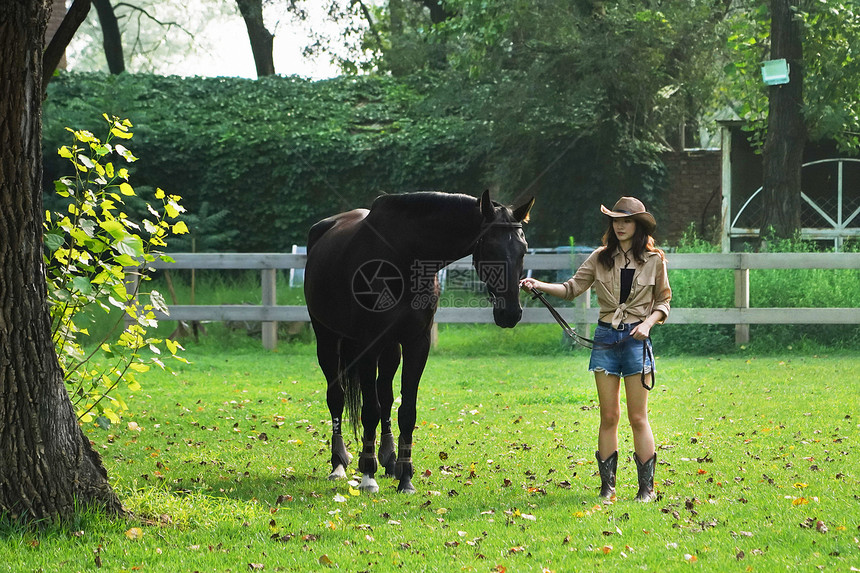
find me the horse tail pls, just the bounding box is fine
[338,338,363,439]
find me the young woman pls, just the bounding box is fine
[519,197,671,502]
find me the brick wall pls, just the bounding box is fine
[660,149,722,244]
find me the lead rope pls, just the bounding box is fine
[529,288,654,391]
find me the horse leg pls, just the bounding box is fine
[395,334,431,494]
[377,343,401,477]
[311,320,352,480]
[357,352,382,493]
[327,381,352,480]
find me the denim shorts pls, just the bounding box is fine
[588,322,655,378]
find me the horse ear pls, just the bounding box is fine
[513,196,535,223]
[479,189,494,220]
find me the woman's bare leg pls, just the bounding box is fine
[623,373,655,461]
[594,370,621,459]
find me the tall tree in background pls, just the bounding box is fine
[66,0,203,75]
[722,1,860,241]
[235,0,275,76]
[0,0,123,521]
[760,0,804,238]
[92,0,125,73]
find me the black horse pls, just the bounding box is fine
[304,190,534,493]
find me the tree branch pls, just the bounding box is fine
[43,0,92,95]
[112,2,196,39]
[353,0,383,50]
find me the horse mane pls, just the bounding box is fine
[369,192,479,218]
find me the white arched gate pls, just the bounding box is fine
[724,158,860,251]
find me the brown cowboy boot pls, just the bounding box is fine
[633,452,657,502]
[595,450,617,500]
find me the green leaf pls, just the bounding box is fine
[72,276,93,295]
[44,232,65,252]
[100,219,126,238]
[116,235,144,258]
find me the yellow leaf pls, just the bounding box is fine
[103,409,121,424]
[110,127,133,139]
[155,188,165,199]
[119,182,134,196]
[125,527,143,540]
[172,221,189,234]
[349,487,361,496]
[792,497,809,506]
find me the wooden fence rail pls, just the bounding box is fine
[138,252,860,349]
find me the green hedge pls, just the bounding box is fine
[42,72,667,252]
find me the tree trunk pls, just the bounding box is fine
[416,0,452,24]
[0,0,123,523]
[760,0,805,239]
[93,0,125,74]
[235,0,275,77]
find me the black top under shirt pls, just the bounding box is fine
[620,268,634,304]
[619,248,634,304]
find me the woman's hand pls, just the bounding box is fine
[631,310,664,340]
[630,322,652,341]
[519,278,541,293]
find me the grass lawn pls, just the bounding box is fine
[2,331,859,572]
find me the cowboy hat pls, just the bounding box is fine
[600,196,656,233]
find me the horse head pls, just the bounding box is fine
[474,190,535,328]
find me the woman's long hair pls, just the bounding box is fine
[597,219,665,270]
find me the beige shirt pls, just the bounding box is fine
[562,247,671,328]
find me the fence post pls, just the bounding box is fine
[261,268,277,350]
[734,254,750,345]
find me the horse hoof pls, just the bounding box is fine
[358,475,379,493]
[397,481,417,494]
[328,465,347,481]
